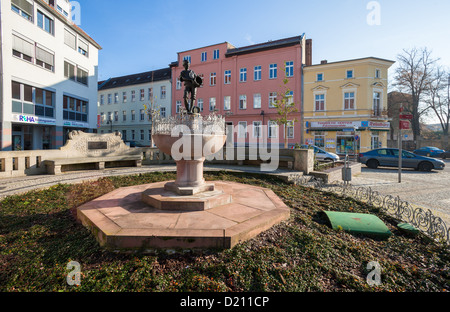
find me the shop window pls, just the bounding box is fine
[314,135,325,148]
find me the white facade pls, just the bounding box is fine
[0,0,101,150]
[98,68,172,147]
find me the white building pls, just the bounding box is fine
[98,68,172,146]
[1,0,101,150]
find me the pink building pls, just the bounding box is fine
[170,35,312,147]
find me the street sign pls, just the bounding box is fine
[399,114,413,120]
[400,120,410,130]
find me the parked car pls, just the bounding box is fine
[359,148,445,171]
[413,146,445,158]
[299,145,340,162]
[439,151,450,159]
[124,141,147,148]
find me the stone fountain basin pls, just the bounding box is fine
[153,133,226,159]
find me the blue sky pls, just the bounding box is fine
[76,0,450,82]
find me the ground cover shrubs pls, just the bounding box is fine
[0,171,448,292]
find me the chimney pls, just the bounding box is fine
[305,39,312,66]
[321,60,328,65]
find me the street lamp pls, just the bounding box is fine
[107,118,113,133]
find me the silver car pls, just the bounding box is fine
[300,145,340,162]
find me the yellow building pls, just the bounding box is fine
[303,57,395,156]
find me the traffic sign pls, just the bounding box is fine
[399,114,413,120]
[399,120,410,130]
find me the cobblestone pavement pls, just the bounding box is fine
[351,159,450,226]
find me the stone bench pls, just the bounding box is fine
[44,155,142,175]
[43,131,143,175]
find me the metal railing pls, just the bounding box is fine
[289,174,450,244]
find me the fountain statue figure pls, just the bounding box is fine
[179,59,203,114]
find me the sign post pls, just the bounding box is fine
[398,108,411,183]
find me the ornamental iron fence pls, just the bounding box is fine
[289,174,450,244]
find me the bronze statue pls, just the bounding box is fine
[179,59,203,114]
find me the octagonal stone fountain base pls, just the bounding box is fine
[77,181,290,251]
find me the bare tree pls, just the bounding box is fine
[393,47,439,140]
[424,67,450,149]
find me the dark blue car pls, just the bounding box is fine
[359,148,445,171]
[413,146,445,157]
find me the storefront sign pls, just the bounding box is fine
[310,121,361,129]
[13,114,56,126]
[310,121,390,130]
[367,121,390,129]
[64,121,89,128]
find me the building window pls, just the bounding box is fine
[12,81,55,118]
[131,90,136,102]
[140,89,145,101]
[373,91,382,116]
[315,94,325,111]
[314,134,325,148]
[269,92,277,108]
[224,70,231,84]
[254,66,262,81]
[148,130,152,141]
[317,73,324,82]
[197,99,203,112]
[148,88,153,100]
[114,111,119,122]
[213,49,219,60]
[100,95,104,105]
[78,40,89,57]
[201,51,207,62]
[63,95,88,122]
[183,55,191,63]
[286,91,294,106]
[140,129,144,141]
[176,101,182,114]
[107,94,112,105]
[64,61,87,85]
[123,92,127,103]
[238,121,247,139]
[375,69,381,78]
[253,121,262,138]
[131,110,136,121]
[210,72,216,86]
[209,98,216,111]
[37,10,54,35]
[344,92,355,110]
[224,96,231,111]
[346,69,354,79]
[11,0,33,21]
[239,95,247,110]
[160,107,166,117]
[253,94,261,109]
[286,61,294,77]
[140,109,145,121]
[286,121,294,139]
[35,46,54,71]
[268,121,278,138]
[161,86,166,99]
[122,130,127,141]
[64,29,76,49]
[240,68,247,82]
[176,79,182,90]
[114,93,119,103]
[122,110,127,121]
[12,34,33,63]
[269,64,277,79]
[131,130,135,140]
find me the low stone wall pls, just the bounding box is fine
[0,142,314,178]
[310,161,362,184]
